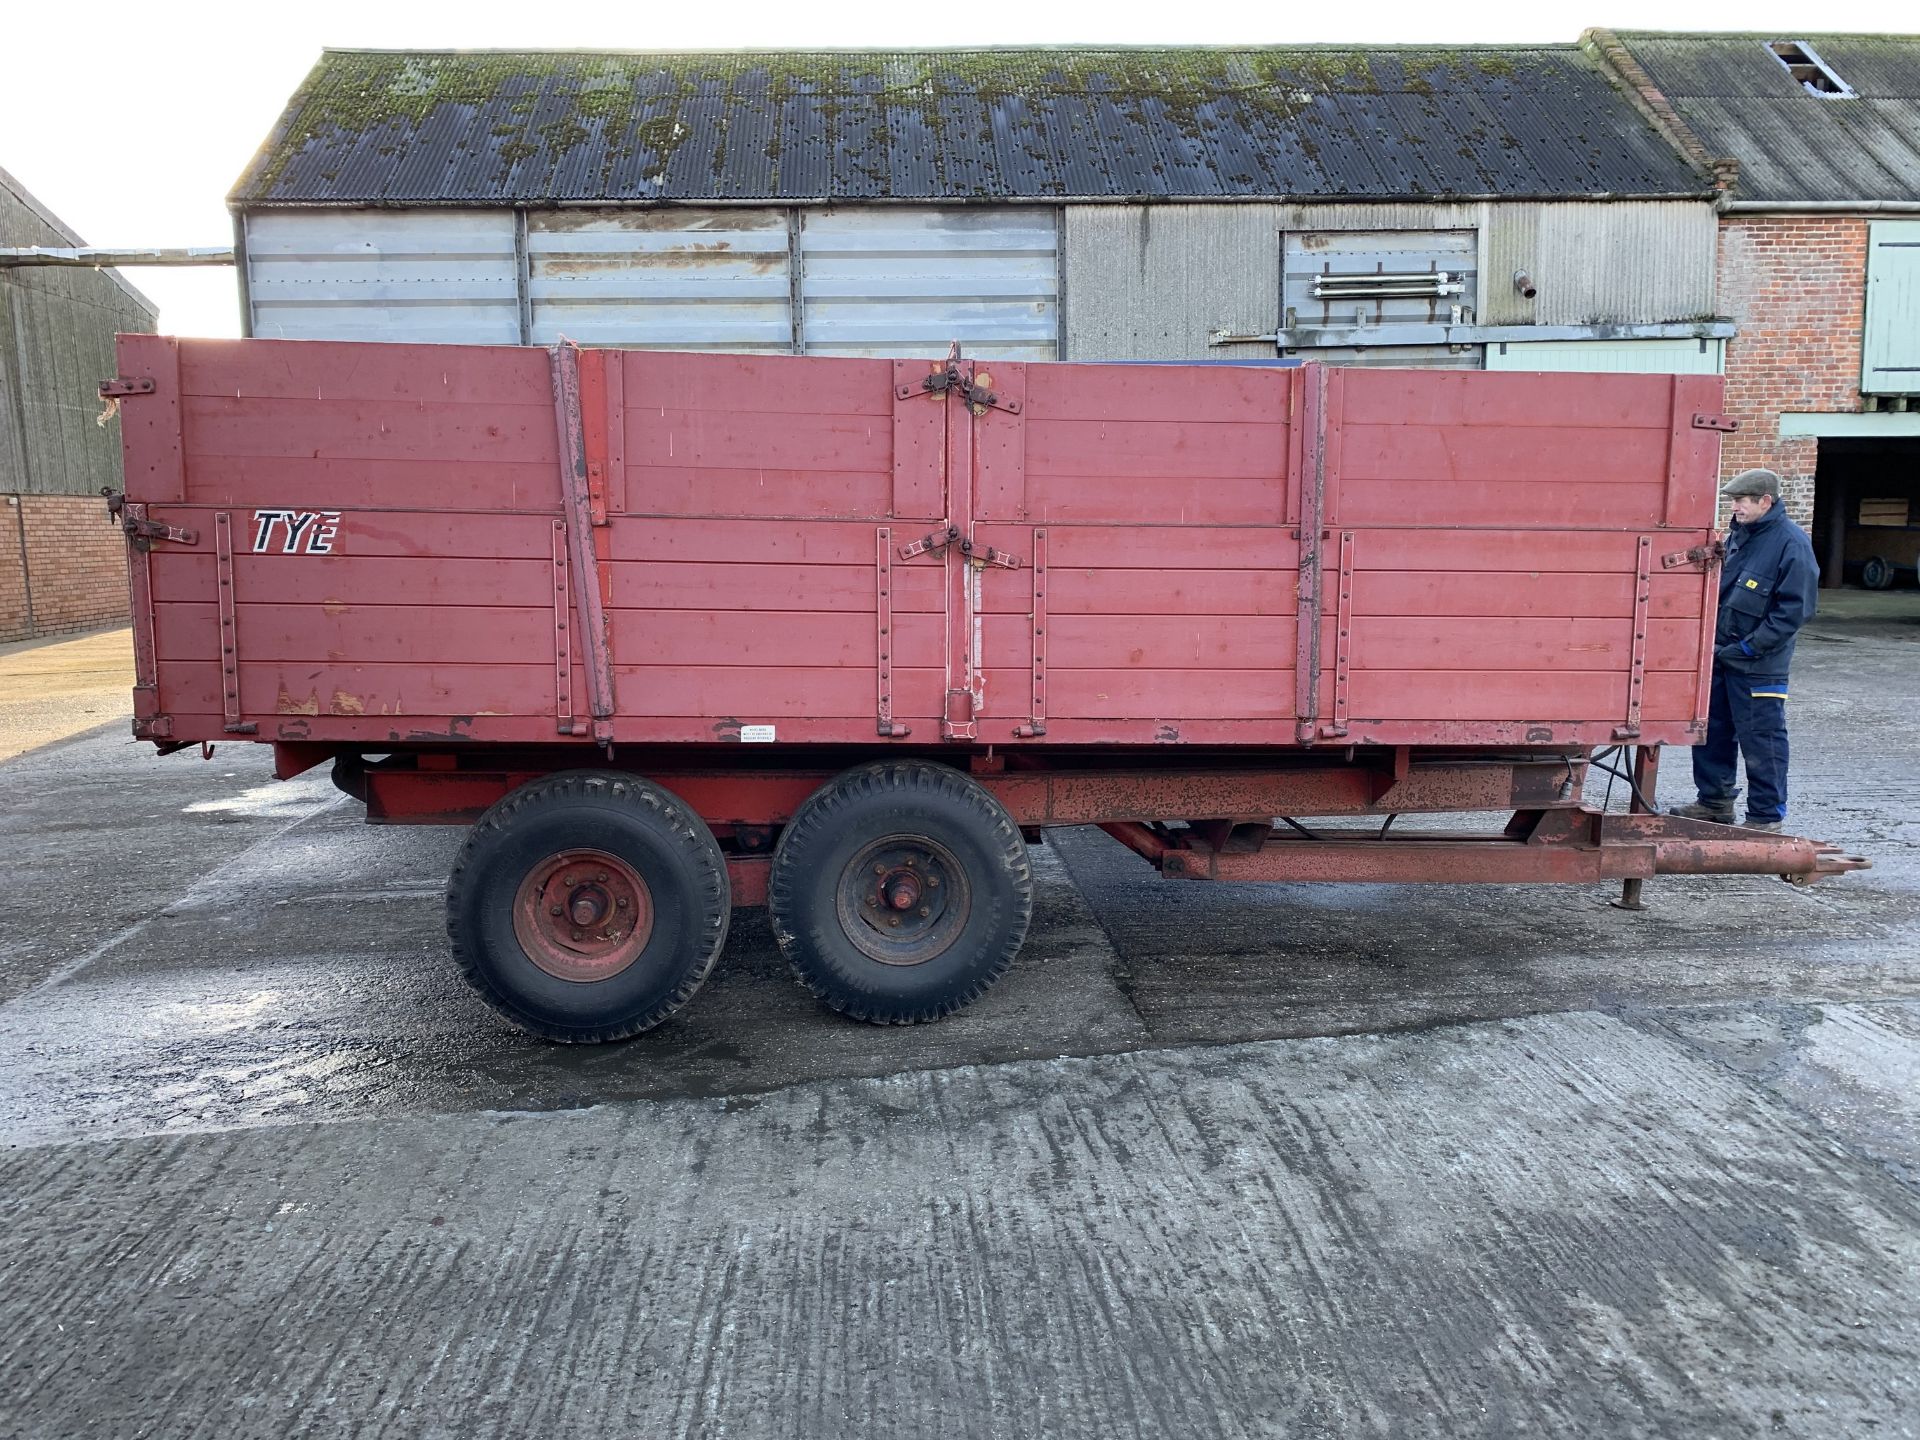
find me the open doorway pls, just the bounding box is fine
[1811,437,1920,592]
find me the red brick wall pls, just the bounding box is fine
[1715,216,1869,527]
[0,494,129,643]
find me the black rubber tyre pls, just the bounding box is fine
[446,771,730,1043]
[1862,555,1895,590]
[768,760,1033,1024]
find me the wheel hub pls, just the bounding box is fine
[512,849,654,983]
[837,837,970,966]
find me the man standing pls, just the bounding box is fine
[1672,468,1819,833]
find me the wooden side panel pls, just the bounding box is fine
[972,362,1298,735]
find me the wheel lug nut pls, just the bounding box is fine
[571,930,584,941]
[919,906,930,917]
[550,904,563,916]
[596,872,607,883]
[888,917,901,927]
[562,873,575,886]
[866,895,879,907]
[927,876,940,888]
[874,864,886,875]
[616,897,628,909]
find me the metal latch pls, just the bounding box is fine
[1661,539,1725,571]
[122,515,199,550]
[1690,413,1739,432]
[895,345,1023,416]
[897,524,1020,569]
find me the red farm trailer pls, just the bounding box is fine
[104,335,1868,1041]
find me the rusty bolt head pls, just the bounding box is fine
[596,872,607,883]
[616,897,628,910]
[562,873,576,886]
[550,904,563,916]
[874,864,886,875]
[571,930,584,941]
[888,917,901,928]
[918,906,930,917]
[927,876,940,888]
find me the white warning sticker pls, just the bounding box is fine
[739,724,777,744]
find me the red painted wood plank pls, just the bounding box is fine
[606,667,944,720]
[625,409,892,474]
[180,455,559,511]
[623,351,892,416]
[612,562,946,613]
[156,603,557,666]
[1026,363,1293,424]
[1339,481,1670,528]
[975,568,1298,617]
[1346,668,1698,722]
[179,337,549,404]
[1339,424,1671,484]
[621,465,893,519]
[608,518,887,565]
[982,615,1297,670]
[1348,617,1700,673]
[972,524,1295,568]
[1350,529,1663,572]
[1351,571,1703,620]
[892,362,947,518]
[612,611,942,670]
[1339,368,1676,429]
[1024,418,1290,480]
[151,554,555,609]
[162,661,562,720]
[183,396,558,465]
[976,472,1286,525]
[116,334,185,504]
[979,668,1296,720]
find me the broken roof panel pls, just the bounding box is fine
[1614,31,1920,203]
[231,46,1711,206]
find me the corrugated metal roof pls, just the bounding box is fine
[1614,32,1920,203]
[230,47,1711,207]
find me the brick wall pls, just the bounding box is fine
[1715,215,1869,528]
[0,494,129,643]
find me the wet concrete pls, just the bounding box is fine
[1,602,1917,1436]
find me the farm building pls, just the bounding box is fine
[229,45,1732,375]
[1596,30,1920,587]
[1,165,157,643]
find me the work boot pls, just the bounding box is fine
[1743,818,1784,833]
[1670,800,1736,823]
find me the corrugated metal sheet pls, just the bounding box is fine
[1615,33,1920,204]
[245,210,518,344]
[1064,205,1285,361]
[1521,201,1716,326]
[1,167,158,498]
[232,47,1710,207]
[528,208,790,350]
[1486,337,1724,373]
[1862,220,1920,395]
[797,208,1057,360]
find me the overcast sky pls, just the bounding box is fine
[6,0,1912,337]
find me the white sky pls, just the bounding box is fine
[6,0,1912,337]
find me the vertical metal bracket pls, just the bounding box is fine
[214,512,256,735]
[549,342,616,744]
[1324,529,1355,738]
[124,501,170,739]
[876,526,908,737]
[1294,366,1328,745]
[1015,527,1048,738]
[552,520,580,736]
[1617,535,1654,740]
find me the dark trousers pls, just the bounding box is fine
[1692,665,1792,821]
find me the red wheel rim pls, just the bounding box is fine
[512,848,654,983]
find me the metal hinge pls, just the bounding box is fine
[1691,413,1739,432]
[98,377,156,398]
[895,352,1023,416]
[897,524,1020,569]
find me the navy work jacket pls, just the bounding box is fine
[1714,504,1819,675]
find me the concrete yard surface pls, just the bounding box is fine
[0,625,134,762]
[1,596,1917,1437]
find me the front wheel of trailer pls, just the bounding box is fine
[445,771,731,1043]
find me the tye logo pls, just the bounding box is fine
[252,509,341,555]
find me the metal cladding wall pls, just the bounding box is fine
[1063,200,1719,361]
[0,171,157,497]
[246,211,520,344]
[243,206,1061,359]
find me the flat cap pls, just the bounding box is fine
[1720,468,1781,499]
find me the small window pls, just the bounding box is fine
[1766,41,1856,98]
